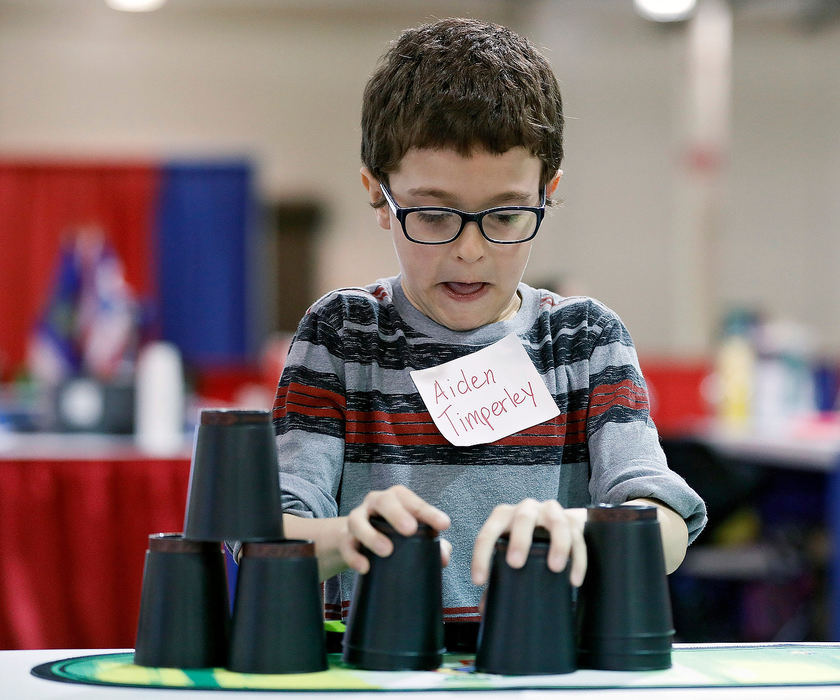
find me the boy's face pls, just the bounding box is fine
[362,147,559,331]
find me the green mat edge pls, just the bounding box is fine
[30,646,840,693]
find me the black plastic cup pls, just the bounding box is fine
[228,540,327,674]
[342,517,444,671]
[576,504,674,671]
[134,533,229,668]
[475,528,576,675]
[183,409,284,542]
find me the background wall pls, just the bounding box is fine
[1,0,837,357]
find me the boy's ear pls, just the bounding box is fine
[546,170,563,198]
[360,167,391,231]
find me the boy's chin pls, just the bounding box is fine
[434,310,496,332]
[441,319,483,332]
[432,294,521,331]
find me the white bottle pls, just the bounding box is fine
[135,342,185,454]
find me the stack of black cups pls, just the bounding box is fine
[134,422,672,680]
[475,504,674,675]
[133,409,327,673]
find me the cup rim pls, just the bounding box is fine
[199,408,271,426]
[586,503,657,522]
[241,539,315,559]
[147,533,222,553]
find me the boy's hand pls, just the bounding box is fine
[341,484,451,574]
[471,499,587,588]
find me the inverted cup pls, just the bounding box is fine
[577,504,674,671]
[343,517,444,671]
[183,409,284,542]
[134,533,229,668]
[228,540,327,674]
[476,528,576,675]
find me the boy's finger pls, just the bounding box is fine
[471,506,512,585]
[542,502,572,572]
[439,537,453,567]
[505,501,540,569]
[347,508,393,557]
[339,537,371,574]
[363,486,443,537]
[569,524,588,587]
[396,488,451,532]
[546,520,572,573]
[470,539,493,586]
[366,494,420,537]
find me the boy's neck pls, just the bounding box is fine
[497,291,522,323]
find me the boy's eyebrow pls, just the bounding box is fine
[405,187,536,207]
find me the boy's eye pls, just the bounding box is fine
[486,211,525,227]
[414,211,458,227]
[484,209,535,230]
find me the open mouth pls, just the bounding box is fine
[444,281,487,297]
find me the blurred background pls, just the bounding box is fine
[1,0,840,650]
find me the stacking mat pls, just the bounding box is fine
[31,644,840,691]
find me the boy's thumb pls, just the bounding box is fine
[440,538,453,568]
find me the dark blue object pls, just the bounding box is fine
[156,161,254,366]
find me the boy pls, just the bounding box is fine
[269,18,706,639]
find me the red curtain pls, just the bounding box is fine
[0,162,160,379]
[0,456,191,649]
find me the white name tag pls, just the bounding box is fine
[410,334,560,447]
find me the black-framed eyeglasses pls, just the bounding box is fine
[380,183,546,245]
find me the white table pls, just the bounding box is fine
[0,431,191,460]
[5,646,840,699]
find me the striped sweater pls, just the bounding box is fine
[274,276,706,622]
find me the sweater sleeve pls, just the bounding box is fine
[273,302,347,520]
[585,314,707,544]
[227,306,347,562]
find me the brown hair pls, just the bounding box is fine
[361,18,564,205]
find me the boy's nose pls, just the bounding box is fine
[452,221,486,262]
